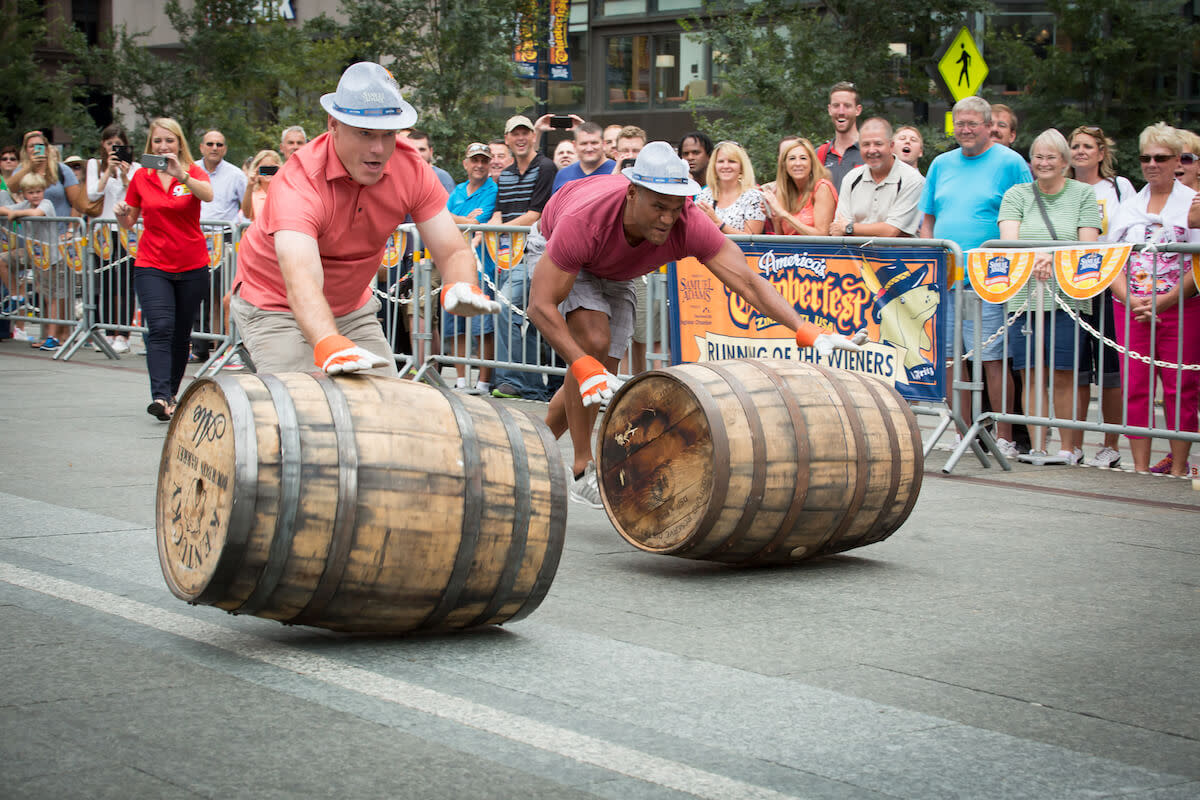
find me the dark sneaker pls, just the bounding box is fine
[491,383,524,399]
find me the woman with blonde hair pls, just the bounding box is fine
[1067,124,1135,468]
[1107,122,1200,475]
[114,117,213,421]
[762,138,837,236]
[694,141,765,235]
[1175,128,1200,191]
[13,130,85,219]
[240,149,282,222]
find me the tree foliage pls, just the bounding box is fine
[985,0,1189,170]
[70,0,355,162]
[339,0,533,177]
[684,0,989,174]
[0,0,94,151]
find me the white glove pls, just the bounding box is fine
[441,282,501,316]
[570,356,625,408]
[314,334,389,375]
[813,331,865,361]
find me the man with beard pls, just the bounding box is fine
[816,81,865,189]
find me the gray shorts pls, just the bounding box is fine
[632,275,649,344]
[559,269,635,361]
[230,292,398,376]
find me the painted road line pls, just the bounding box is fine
[0,562,807,800]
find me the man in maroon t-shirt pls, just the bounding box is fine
[525,142,863,507]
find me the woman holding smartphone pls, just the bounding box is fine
[87,124,139,353]
[240,149,281,222]
[113,117,213,421]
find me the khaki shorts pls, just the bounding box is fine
[230,293,398,376]
[559,269,635,360]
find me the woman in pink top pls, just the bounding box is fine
[762,138,836,236]
[240,149,281,223]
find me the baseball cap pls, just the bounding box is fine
[320,62,417,130]
[504,115,534,134]
[63,155,84,166]
[621,141,702,197]
[465,142,492,160]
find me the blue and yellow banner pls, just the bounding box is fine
[669,242,947,402]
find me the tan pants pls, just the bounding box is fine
[230,293,399,376]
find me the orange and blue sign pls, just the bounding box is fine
[669,242,947,402]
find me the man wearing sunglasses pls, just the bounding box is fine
[197,130,246,223]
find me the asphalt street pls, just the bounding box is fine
[1,344,1197,799]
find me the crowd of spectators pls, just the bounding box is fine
[2,79,1198,472]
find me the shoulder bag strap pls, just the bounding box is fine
[1031,185,1059,240]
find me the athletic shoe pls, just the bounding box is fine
[466,382,491,396]
[38,337,59,351]
[111,336,130,354]
[1084,447,1121,469]
[491,383,524,399]
[11,327,29,342]
[995,438,1019,460]
[569,462,604,509]
[1149,454,1174,475]
[1056,449,1083,465]
[221,353,244,370]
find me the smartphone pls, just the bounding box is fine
[618,158,637,171]
[32,143,46,156]
[258,165,280,176]
[141,154,169,171]
[112,145,133,163]
[549,115,573,129]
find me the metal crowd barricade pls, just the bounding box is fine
[942,239,1200,475]
[1,215,89,355]
[53,217,240,370]
[726,233,989,467]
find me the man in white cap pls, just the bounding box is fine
[231,62,497,375]
[525,141,864,507]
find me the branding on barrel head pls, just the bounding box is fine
[190,403,227,447]
[167,476,219,570]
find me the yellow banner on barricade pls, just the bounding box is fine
[91,223,113,260]
[25,236,52,270]
[381,229,404,268]
[0,224,14,253]
[1054,243,1131,299]
[58,233,87,272]
[484,231,526,271]
[205,230,224,269]
[118,224,140,259]
[967,248,1037,303]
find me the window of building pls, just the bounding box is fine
[605,32,713,110]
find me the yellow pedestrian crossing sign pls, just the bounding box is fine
[935,27,988,101]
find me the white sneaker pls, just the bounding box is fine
[1056,448,1083,465]
[569,462,604,509]
[111,336,130,354]
[1084,446,1121,468]
[995,438,1019,459]
[12,327,29,342]
[221,353,244,370]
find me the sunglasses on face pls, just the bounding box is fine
[1139,154,1174,163]
[1181,153,1198,165]
[204,142,225,147]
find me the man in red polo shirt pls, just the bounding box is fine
[232,62,497,375]
[526,142,865,507]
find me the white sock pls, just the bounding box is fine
[455,377,468,389]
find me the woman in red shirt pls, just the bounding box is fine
[114,118,214,420]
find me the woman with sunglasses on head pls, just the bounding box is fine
[1174,130,1200,192]
[1067,125,1136,468]
[1107,123,1200,476]
[762,138,837,236]
[113,118,213,421]
[694,141,765,236]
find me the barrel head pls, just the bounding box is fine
[598,373,717,551]
[157,380,236,600]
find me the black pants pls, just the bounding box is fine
[134,266,209,402]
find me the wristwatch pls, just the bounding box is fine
[844,221,854,235]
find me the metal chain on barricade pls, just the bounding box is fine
[957,298,1029,362]
[1052,292,1200,372]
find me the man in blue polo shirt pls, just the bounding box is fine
[920,95,1032,458]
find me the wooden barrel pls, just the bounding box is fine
[156,372,566,632]
[596,360,922,563]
